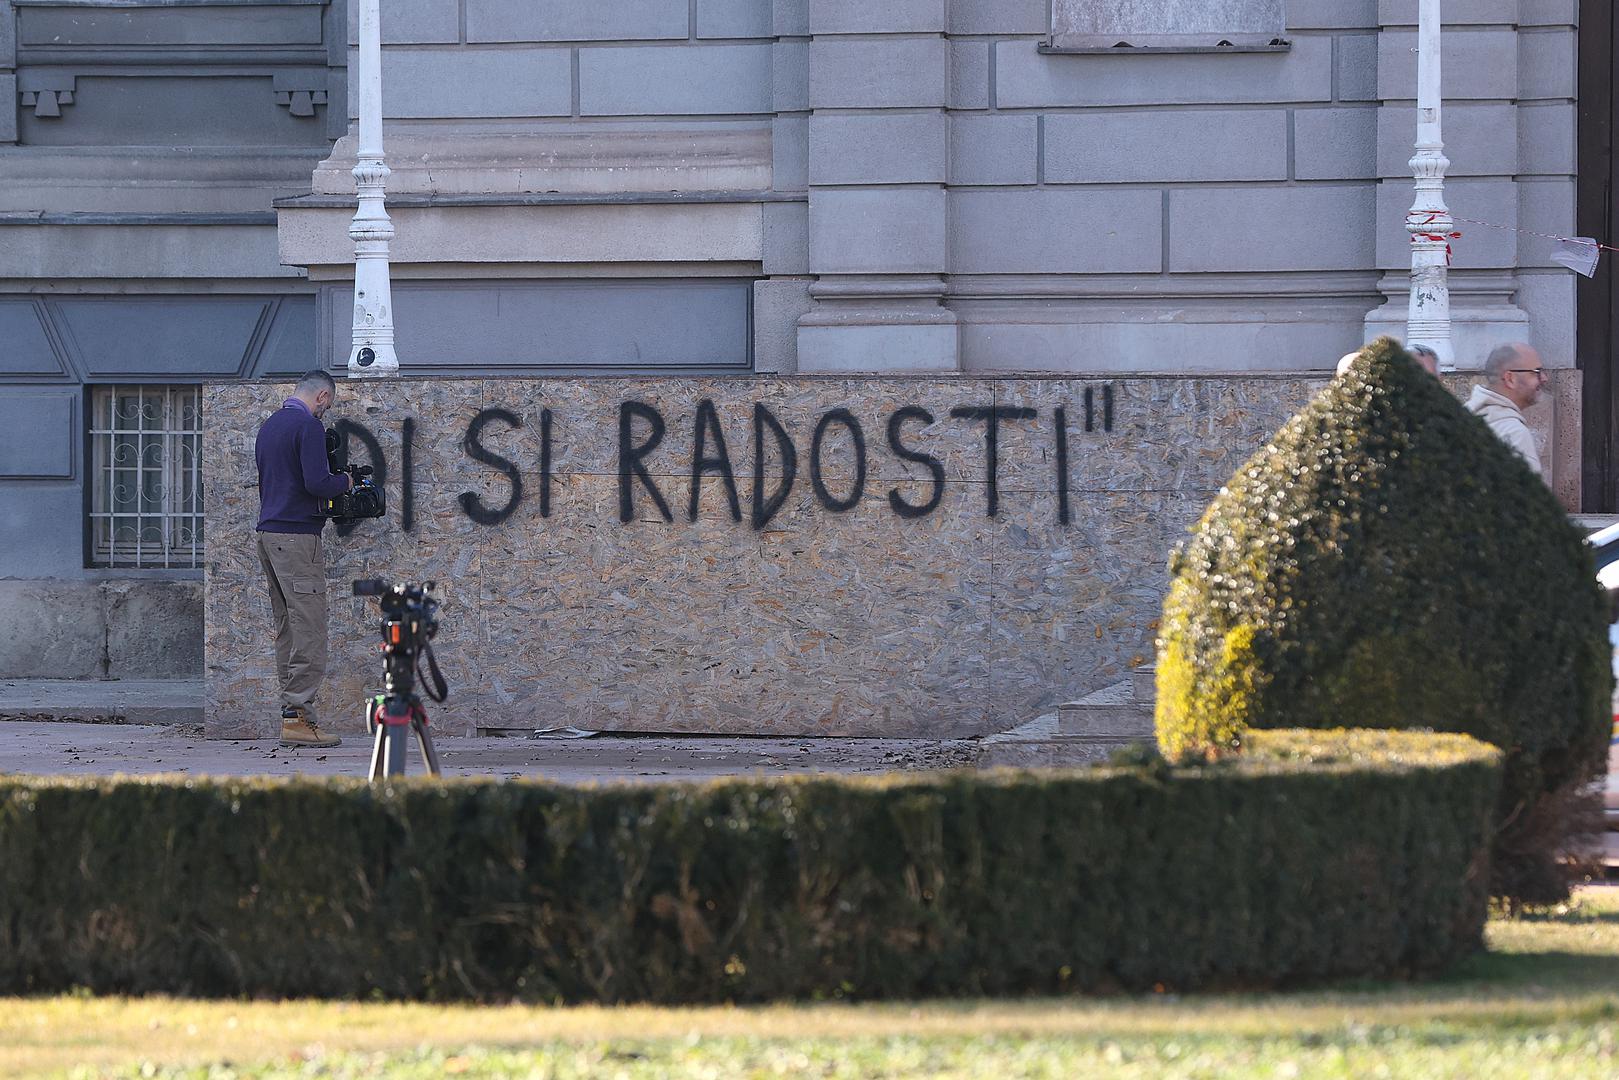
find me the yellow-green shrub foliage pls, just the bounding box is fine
[1155,336,1610,900]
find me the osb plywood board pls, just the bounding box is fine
[204,376,1322,738]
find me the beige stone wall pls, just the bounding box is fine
[203,372,1571,740]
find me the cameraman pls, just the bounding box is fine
[254,369,353,748]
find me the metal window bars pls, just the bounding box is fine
[88,385,203,569]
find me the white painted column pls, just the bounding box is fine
[347,0,398,377]
[1405,0,1454,371]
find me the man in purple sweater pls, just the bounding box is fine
[255,369,353,747]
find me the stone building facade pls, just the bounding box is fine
[0,0,1591,688]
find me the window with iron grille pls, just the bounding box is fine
[87,385,203,569]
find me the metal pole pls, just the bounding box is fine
[1406,0,1455,371]
[348,0,399,378]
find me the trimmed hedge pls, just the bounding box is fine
[1156,337,1611,903]
[0,730,1497,1001]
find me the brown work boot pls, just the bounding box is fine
[280,706,341,748]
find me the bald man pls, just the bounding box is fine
[1465,343,1545,479]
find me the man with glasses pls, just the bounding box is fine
[1466,343,1547,480]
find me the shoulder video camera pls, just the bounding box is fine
[321,426,386,525]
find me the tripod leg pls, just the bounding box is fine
[368,721,387,781]
[384,722,409,776]
[414,719,443,777]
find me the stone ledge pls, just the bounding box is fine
[0,678,203,726]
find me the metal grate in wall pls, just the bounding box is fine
[88,385,203,569]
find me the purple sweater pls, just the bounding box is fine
[255,398,350,534]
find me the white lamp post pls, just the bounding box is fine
[347,0,399,377]
[1405,0,1454,371]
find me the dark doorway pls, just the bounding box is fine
[1580,0,1618,510]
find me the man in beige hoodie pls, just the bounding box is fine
[1466,343,1545,479]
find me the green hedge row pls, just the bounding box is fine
[0,730,1499,1002]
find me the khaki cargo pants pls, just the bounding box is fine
[256,531,329,720]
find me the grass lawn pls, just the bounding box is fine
[5,887,1618,1079]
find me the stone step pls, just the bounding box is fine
[1054,667,1156,737]
[979,735,1140,769]
[977,709,1150,768]
[1056,702,1153,737]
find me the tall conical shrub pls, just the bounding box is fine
[1156,336,1610,903]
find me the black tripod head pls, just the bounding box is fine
[353,579,447,703]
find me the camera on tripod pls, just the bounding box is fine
[321,427,386,525]
[353,578,442,656]
[353,578,447,778]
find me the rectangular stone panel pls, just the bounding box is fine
[1518,29,1576,101]
[62,297,274,377]
[1377,0,1523,25]
[0,7,15,69]
[0,299,64,375]
[20,75,332,148]
[18,4,323,46]
[348,0,460,44]
[580,44,772,115]
[949,113,1037,186]
[949,41,990,110]
[809,0,945,35]
[1376,30,1517,100]
[1374,179,1517,269]
[385,48,572,118]
[809,188,946,275]
[763,200,809,274]
[1336,33,1379,102]
[995,36,1332,109]
[205,375,1311,738]
[958,318,1367,376]
[1518,103,1576,177]
[1519,0,1578,26]
[751,276,811,372]
[1377,104,1517,178]
[1518,178,1576,269]
[320,280,754,371]
[697,0,774,38]
[0,75,15,143]
[0,578,104,677]
[810,38,948,109]
[774,0,809,37]
[1294,106,1377,180]
[773,115,809,190]
[1043,109,1288,184]
[1169,186,1376,272]
[949,0,1046,35]
[950,189,1162,274]
[809,113,946,186]
[774,40,809,111]
[0,392,72,477]
[467,0,689,42]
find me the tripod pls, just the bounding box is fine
[356,579,448,780]
[366,689,442,779]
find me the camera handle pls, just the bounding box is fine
[417,639,448,704]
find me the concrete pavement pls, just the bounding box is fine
[0,718,979,784]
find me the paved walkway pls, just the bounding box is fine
[0,718,979,783]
